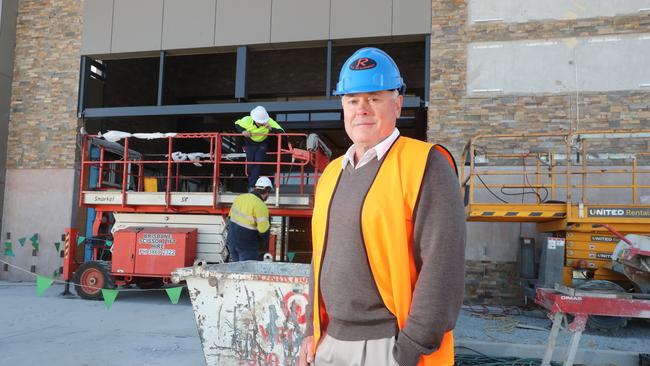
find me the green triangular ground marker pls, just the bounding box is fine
[287,252,296,262]
[18,238,26,247]
[31,241,39,251]
[3,242,14,257]
[36,276,54,296]
[101,289,119,309]
[54,242,60,251]
[30,234,38,243]
[77,236,85,246]
[166,287,183,305]
[105,240,113,247]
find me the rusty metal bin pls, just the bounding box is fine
[172,261,310,366]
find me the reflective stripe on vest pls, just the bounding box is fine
[228,193,270,233]
[311,137,455,366]
[234,116,284,143]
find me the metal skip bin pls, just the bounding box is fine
[172,261,310,366]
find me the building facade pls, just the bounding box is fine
[1,0,649,304]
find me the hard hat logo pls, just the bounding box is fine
[350,57,376,70]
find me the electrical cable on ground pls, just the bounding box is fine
[461,305,554,343]
[455,346,562,366]
[463,305,523,317]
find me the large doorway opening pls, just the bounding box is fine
[82,39,429,157]
[79,39,430,263]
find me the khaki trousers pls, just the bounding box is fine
[314,334,400,366]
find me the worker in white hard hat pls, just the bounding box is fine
[234,106,284,190]
[226,176,274,261]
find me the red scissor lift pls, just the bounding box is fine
[64,132,331,299]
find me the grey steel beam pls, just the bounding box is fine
[77,56,89,118]
[157,51,165,106]
[424,35,430,107]
[82,96,423,118]
[326,40,332,99]
[280,118,416,131]
[235,46,248,101]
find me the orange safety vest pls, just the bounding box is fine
[311,136,457,366]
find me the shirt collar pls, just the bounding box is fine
[341,128,400,169]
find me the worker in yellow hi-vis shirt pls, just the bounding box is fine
[234,106,284,191]
[226,176,273,261]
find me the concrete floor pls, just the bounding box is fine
[0,281,203,366]
[1,280,648,366]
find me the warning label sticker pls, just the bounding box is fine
[547,237,565,250]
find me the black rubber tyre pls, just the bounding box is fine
[73,261,115,300]
[576,280,629,332]
[135,277,164,289]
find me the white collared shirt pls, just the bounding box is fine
[341,128,400,170]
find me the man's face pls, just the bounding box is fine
[341,90,402,148]
[260,190,270,201]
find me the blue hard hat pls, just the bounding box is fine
[333,47,405,95]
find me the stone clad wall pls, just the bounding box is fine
[428,2,650,157]
[429,1,650,304]
[464,260,523,305]
[7,0,82,169]
[1,0,82,281]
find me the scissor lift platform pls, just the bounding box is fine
[79,132,330,218]
[82,190,313,216]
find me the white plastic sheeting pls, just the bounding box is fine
[170,152,212,167]
[98,130,178,143]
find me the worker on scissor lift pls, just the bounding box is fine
[226,176,273,261]
[234,106,285,191]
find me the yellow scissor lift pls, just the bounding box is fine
[461,130,650,291]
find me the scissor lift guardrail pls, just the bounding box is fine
[461,130,650,228]
[79,132,330,217]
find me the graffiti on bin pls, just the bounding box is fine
[230,286,309,366]
[255,275,309,284]
[239,351,280,366]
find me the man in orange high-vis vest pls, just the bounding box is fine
[297,47,466,366]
